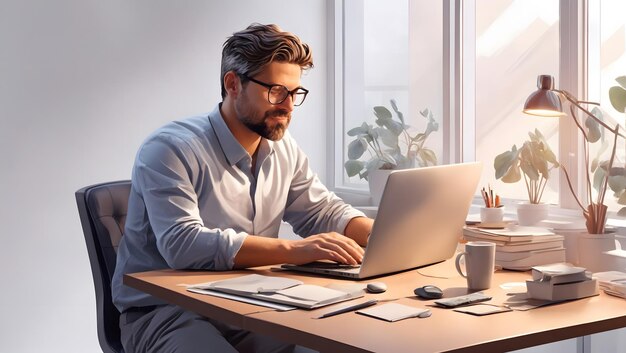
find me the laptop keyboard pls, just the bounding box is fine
[297,261,361,269]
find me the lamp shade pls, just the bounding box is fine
[523,75,566,117]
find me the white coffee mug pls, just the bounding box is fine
[455,241,496,290]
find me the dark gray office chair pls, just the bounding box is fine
[76,180,131,353]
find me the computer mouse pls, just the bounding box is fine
[366,282,387,293]
[414,285,443,299]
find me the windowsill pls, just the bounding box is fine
[335,188,626,236]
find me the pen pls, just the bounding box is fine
[316,299,378,319]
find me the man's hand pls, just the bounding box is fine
[288,232,365,265]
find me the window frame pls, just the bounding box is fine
[330,0,606,215]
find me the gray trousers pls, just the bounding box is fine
[120,305,311,353]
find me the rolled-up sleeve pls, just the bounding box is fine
[135,134,247,270]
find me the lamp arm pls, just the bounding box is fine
[560,165,588,213]
[556,89,626,138]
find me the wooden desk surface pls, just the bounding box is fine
[125,260,626,353]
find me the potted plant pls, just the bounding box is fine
[344,99,439,204]
[493,128,559,225]
[594,76,626,216]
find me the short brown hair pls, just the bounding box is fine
[220,23,314,98]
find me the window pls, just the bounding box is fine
[334,0,626,215]
[336,0,446,192]
[474,0,560,204]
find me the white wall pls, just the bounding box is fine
[0,1,329,351]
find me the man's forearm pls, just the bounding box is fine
[232,236,293,269]
[344,216,374,247]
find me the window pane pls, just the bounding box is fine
[342,0,445,189]
[475,0,560,204]
[588,0,626,214]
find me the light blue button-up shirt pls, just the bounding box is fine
[112,105,365,311]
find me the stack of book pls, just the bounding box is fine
[463,226,566,270]
[526,263,598,301]
[593,271,626,299]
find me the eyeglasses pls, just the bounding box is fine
[241,74,309,106]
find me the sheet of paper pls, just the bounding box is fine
[357,303,429,322]
[453,304,512,316]
[187,288,295,311]
[196,274,302,294]
[499,282,527,294]
[481,226,554,237]
[272,284,351,302]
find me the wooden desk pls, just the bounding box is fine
[125,260,626,352]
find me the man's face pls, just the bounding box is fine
[234,62,302,141]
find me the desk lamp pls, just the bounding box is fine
[523,74,625,234]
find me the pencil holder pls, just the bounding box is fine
[480,207,504,224]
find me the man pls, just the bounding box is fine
[112,23,374,353]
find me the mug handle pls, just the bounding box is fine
[455,252,467,278]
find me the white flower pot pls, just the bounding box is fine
[367,169,393,206]
[561,230,622,272]
[578,232,621,272]
[516,202,549,226]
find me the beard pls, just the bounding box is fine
[237,105,291,141]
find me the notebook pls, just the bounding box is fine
[281,162,482,279]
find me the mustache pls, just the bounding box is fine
[265,109,291,120]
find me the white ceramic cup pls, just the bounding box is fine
[480,207,504,223]
[455,241,496,290]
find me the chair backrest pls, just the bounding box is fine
[76,180,131,353]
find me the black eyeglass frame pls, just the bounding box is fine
[240,74,309,106]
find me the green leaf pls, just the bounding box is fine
[591,141,609,172]
[494,146,519,179]
[585,115,602,142]
[425,119,439,135]
[608,174,626,195]
[389,99,406,125]
[344,160,365,177]
[616,76,626,89]
[373,106,393,121]
[528,141,549,178]
[519,144,540,180]
[591,157,599,172]
[418,148,438,166]
[375,127,398,148]
[531,129,559,166]
[412,133,425,143]
[618,191,626,205]
[378,117,403,136]
[347,122,371,136]
[347,137,368,160]
[394,153,412,169]
[501,162,522,183]
[593,167,606,192]
[540,145,559,167]
[609,86,626,113]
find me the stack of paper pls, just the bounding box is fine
[463,226,565,270]
[187,274,364,309]
[593,271,626,299]
[526,263,598,301]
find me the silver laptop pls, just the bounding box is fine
[281,162,482,279]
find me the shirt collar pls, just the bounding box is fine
[208,104,275,167]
